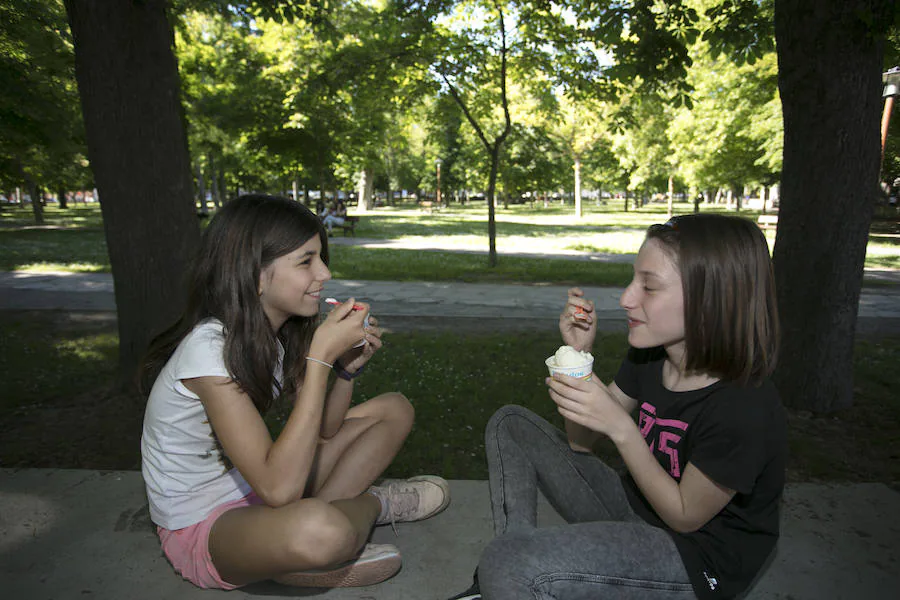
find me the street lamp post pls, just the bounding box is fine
[435,158,443,207]
[881,67,900,172]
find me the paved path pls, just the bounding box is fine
[2,269,900,598]
[2,470,898,599]
[2,270,900,324]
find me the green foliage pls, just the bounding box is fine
[0,0,88,191]
[702,0,774,65]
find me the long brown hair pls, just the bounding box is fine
[646,214,779,386]
[140,194,328,413]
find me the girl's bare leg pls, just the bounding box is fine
[308,392,414,503]
[209,392,413,587]
[209,495,381,587]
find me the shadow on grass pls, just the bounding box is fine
[2,311,899,483]
[0,311,143,470]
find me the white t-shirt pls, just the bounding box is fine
[141,318,283,530]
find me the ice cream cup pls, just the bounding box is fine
[545,356,594,381]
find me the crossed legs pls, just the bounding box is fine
[480,405,693,599]
[208,392,414,586]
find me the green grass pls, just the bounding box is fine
[0,313,118,413]
[1,311,898,483]
[343,329,629,480]
[2,200,899,277]
[329,246,634,286]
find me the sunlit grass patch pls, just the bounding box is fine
[328,246,634,286]
[2,200,898,279]
[16,262,108,273]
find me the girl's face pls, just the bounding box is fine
[619,238,685,354]
[258,235,331,331]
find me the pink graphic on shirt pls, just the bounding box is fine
[639,402,688,478]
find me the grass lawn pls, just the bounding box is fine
[3,200,899,276]
[1,311,898,485]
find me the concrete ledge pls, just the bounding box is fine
[1,470,899,599]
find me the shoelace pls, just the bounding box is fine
[383,481,421,535]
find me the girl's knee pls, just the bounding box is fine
[486,404,538,437]
[281,500,358,568]
[375,392,415,430]
[478,533,536,591]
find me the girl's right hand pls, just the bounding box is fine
[308,298,370,363]
[559,287,596,352]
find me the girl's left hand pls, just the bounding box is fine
[336,315,383,373]
[547,374,632,442]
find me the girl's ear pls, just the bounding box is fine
[258,269,267,297]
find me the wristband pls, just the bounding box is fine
[333,359,366,381]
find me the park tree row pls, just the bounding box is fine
[3,0,898,415]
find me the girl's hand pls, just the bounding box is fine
[337,315,383,372]
[547,373,632,442]
[308,298,371,363]
[559,287,596,352]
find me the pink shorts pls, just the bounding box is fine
[157,492,264,590]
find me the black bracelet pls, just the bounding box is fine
[333,359,366,381]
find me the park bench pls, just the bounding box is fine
[419,200,441,213]
[334,215,359,236]
[757,214,778,230]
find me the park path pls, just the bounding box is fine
[1,264,899,329]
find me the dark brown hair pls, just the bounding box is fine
[645,214,779,386]
[141,194,328,413]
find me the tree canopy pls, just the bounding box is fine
[6,0,898,413]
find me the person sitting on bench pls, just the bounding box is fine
[322,199,347,234]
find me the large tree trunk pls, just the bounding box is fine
[772,0,888,413]
[65,0,200,389]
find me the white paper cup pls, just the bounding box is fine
[545,356,594,381]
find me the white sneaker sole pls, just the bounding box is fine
[274,546,402,588]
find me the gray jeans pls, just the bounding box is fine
[480,405,695,600]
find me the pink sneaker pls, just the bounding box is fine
[274,543,401,588]
[371,475,451,528]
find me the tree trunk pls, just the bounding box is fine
[196,161,208,215]
[772,0,887,413]
[210,155,221,209]
[364,169,374,210]
[58,185,68,209]
[487,143,500,266]
[667,175,674,218]
[28,181,45,225]
[574,155,583,218]
[65,0,200,389]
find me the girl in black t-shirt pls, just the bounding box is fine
[448,214,785,600]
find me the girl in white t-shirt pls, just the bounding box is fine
[140,194,449,590]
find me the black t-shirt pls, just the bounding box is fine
[615,347,787,600]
